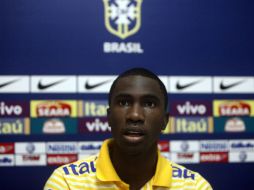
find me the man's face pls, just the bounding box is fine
[107,75,168,155]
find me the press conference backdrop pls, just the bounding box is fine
[1,0,254,189]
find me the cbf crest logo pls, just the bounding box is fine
[103,0,143,39]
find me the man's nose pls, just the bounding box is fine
[126,103,145,121]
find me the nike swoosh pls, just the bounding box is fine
[0,79,20,88]
[38,79,66,90]
[176,80,202,90]
[85,79,112,90]
[220,80,245,90]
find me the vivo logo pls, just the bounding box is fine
[85,119,110,132]
[177,101,207,115]
[0,102,23,116]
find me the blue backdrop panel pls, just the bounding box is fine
[1,0,254,189]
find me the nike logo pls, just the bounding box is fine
[38,79,66,90]
[0,79,20,88]
[176,80,203,90]
[85,79,112,90]
[220,80,245,90]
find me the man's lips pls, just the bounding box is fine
[124,131,144,136]
[122,129,145,143]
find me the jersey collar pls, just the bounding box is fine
[96,139,172,188]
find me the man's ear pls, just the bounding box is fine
[161,112,169,131]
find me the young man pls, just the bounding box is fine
[44,68,212,190]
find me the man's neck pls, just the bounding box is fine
[109,143,158,190]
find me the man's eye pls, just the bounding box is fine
[119,100,130,106]
[144,101,156,108]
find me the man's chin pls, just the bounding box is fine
[117,142,151,157]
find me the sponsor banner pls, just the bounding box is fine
[0,143,15,154]
[169,77,212,93]
[170,140,199,153]
[47,142,78,154]
[213,100,254,117]
[31,76,76,93]
[30,100,78,118]
[0,76,29,93]
[31,118,77,135]
[229,151,254,163]
[169,100,212,116]
[0,101,29,117]
[164,117,213,134]
[78,76,116,93]
[213,77,254,93]
[47,154,78,166]
[158,141,170,152]
[171,152,200,164]
[229,140,254,152]
[214,117,254,133]
[0,155,15,166]
[200,140,228,152]
[15,154,46,166]
[200,152,228,163]
[15,142,46,154]
[0,118,30,135]
[78,117,110,133]
[79,100,108,117]
[78,141,102,154]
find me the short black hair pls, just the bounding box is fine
[108,67,168,111]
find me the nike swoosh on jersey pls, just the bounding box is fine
[85,80,112,90]
[176,80,202,90]
[220,80,245,90]
[0,79,20,88]
[38,79,66,90]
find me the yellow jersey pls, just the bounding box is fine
[44,139,212,190]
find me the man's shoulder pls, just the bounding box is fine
[55,154,98,176]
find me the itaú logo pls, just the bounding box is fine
[102,0,143,39]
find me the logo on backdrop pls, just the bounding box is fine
[103,0,143,39]
[0,79,20,89]
[102,0,144,54]
[170,100,212,116]
[0,118,30,135]
[31,100,78,118]
[219,80,245,90]
[0,101,29,117]
[167,117,213,134]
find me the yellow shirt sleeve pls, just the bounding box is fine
[44,168,70,190]
[195,173,213,190]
